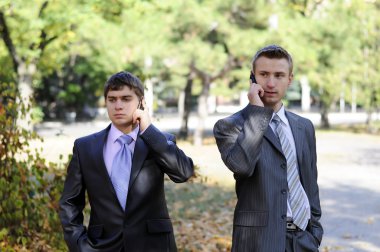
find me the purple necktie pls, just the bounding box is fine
[111,135,133,210]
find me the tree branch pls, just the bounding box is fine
[30,1,58,55]
[38,1,49,18]
[0,11,20,74]
[37,1,58,52]
[210,42,241,82]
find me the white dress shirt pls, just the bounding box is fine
[269,105,311,222]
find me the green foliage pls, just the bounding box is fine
[1,0,380,124]
[0,83,66,251]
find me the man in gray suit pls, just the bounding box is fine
[213,45,323,252]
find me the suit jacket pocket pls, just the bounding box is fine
[234,211,268,227]
[88,224,103,239]
[146,219,173,233]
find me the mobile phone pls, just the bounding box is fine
[250,72,257,84]
[138,97,144,110]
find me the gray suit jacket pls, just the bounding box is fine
[213,105,323,252]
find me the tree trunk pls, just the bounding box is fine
[178,75,193,140]
[366,92,376,133]
[17,62,36,130]
[320,102,330,129]
[193,79,210,146]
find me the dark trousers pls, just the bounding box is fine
[285,230,319,252]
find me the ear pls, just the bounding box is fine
[288,73,294,87]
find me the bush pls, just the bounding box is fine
[0,83,66,251]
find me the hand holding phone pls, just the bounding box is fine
[138,97,144,110]
[248,72,264,107]
[133,97,151,131]
[250,72,257,84]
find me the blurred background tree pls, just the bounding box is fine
[1,0,380,250]
[2,0,379,133]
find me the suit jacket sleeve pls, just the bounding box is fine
[213,105,273,178]
[140,124,194,182]
[305,120,324,244]
[59,140,87,252]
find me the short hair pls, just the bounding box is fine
[251,45,293,74]
[104,71,144,99]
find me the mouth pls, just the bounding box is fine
[264,91,277,95]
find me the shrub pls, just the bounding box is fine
[0,82,66,251]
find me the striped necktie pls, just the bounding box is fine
[111,134,133,210]
[272,114,308,230]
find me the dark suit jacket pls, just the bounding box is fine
[59,124,194,252]
[213,105,323,252]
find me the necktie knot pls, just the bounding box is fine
[272,114,281,125]
[117,134,133,146]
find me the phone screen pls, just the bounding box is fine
[250,72,257,84]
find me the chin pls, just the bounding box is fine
[113,119,131,126]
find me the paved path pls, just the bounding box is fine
[34,112,380,252]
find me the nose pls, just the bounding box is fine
[266,76,275,88]
[115,99,123,109]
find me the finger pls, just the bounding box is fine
[142,98,147,110]
[258,87,265,97]
[132,111,140,124]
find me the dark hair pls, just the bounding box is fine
[104,71,144,99]
[251,45,293,74]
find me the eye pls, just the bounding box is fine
[108,98,115,102]
[122,97,132,102]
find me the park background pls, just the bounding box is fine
[1,0,380,251]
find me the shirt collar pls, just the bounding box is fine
[272,105,289,127]
[110,124,139,144]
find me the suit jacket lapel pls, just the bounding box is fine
[264,127,283,155]
[128,136,149,190]
[286,111,304,167]
[91,124,118,196]
[240,105,283,154]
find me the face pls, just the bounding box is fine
[106,86,140,133]
[254,56,293,112]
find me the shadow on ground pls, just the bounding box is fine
[320,181,380,252]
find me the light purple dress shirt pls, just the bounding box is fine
[103,124,139,177]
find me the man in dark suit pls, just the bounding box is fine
[59,71,194,252]
[213,45,323,252]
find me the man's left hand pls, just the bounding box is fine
[133,98,151,131]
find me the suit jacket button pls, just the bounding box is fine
[281,189,287,194]
[282,215,286,220]
[281,163,286,169]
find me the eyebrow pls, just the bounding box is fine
[258,70,286,75]
[107,94,134,99]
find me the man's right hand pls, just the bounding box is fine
[247,80,264,107]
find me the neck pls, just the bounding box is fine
[272,102,283,113]
[114,124,134,134]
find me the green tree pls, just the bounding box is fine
[0,0,84,127]
[36,0,128,120]
[159,0,272,143]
